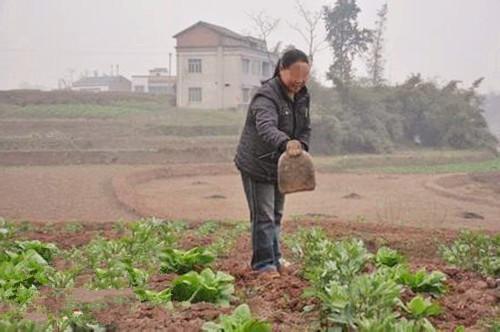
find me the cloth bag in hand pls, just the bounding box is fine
[277,140,316,194]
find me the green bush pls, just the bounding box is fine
[309,75,498,154]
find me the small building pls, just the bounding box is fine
[72,74,131,92]
[131,68,176,96]
[173,21,277,110]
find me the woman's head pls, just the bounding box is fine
[274,48,310,94]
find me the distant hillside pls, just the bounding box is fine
[485,93,500,138]
[0,90,170,106]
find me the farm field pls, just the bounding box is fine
[0,217,498,331]
[0,98,498,331]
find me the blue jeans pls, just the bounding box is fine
[240,171,285,271]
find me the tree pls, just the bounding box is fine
[323,0,372,88]
[247,11,280,63]
[366,3,388,87]
[288,0,327,68]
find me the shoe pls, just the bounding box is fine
[279,258,292,267]
[255,265,280,280]
[277,258,293,274]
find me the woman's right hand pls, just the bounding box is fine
[286,140,303,157]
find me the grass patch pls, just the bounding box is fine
[0,102,164,119]
[0,102,246,125]
[369,157,500,174]
[316,149,499,174]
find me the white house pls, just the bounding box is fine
[72,74,131,92]
[173,21,277,110]
[131,68,176,96]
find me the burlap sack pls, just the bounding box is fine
[277,149,316,194]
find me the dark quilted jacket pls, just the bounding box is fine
[234,76,311,183]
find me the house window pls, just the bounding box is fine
[149,86,169,94]
[188,87,202,102]
[262,61,270,77]
[188,59,202,73]
[242,88,250,103]
[251,61,260,75]
[242,58,250,74]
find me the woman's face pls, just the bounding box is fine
[280,61,310,94]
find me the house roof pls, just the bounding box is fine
[173,21,264,45]
[72,75,130,87]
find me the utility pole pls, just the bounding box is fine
[169,53,172,77]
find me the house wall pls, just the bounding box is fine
[177,26,221,48]
[177,48,219,109]
[175,25,277,110]
[72,85,109,92]
[109,79,132,92]
[132,76,149,93]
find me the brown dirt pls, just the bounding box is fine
[0,114,498,329]
[429,173,500,208]
[124,166,500,231]
[12,220,497,331]
[0,117,237,166]
[14,222,124,249]
[2,164,499,230]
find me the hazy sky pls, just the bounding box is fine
[1,0,499,92]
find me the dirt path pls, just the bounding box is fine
[1,164,499,231]
[0,165,147,222]
[133,170,499,231]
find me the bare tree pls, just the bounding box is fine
[288,0,327,67]
[247,11,280,63]
[366,3,388,87]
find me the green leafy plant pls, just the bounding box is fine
[202,304,271,332]
[305,273,403,330]
[288,227,442,331]
[0,318,48,332]
[207,238,227,257]
[362,296,441,332]
[403,295,442,319]
[47,270,76,289]
[349,310,440,332]
[375,247,405,267]
[64,222,84,233]
[159,247,215,274]
[0,218,13,240]
[198,220,220,236]
[80,218,186,289]
[119,219,176,260]
[171,268,235,306]
[206,222,250,257]
[287,228,372,288]
[48,309,106,332]
[440,231,500,277]
[134,287,172,305]
[397,269,446,296]
[0,245,56,304]
[480,317,500,332]
[358,316,437,332]
[91,258,148,289]
[8,240,59,263]
[286,227,329,264]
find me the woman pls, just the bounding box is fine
[234,48,311,277]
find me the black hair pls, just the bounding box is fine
[272,48,309,78]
